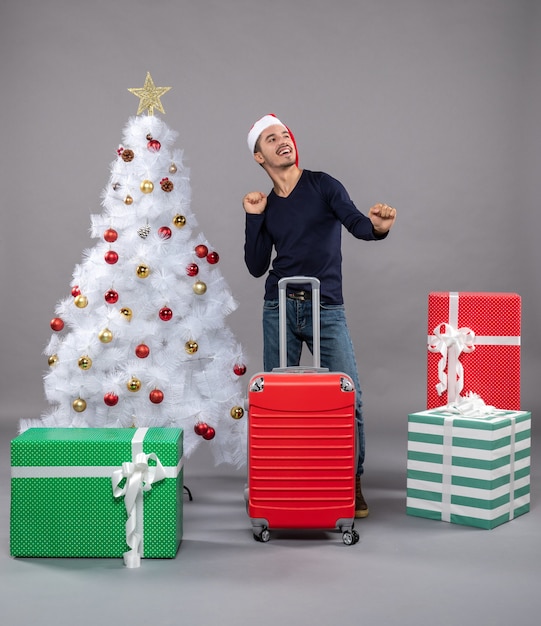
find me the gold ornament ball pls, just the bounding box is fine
[184,340,198,355]
[72,398,87,412]
[169,163,177,174]
[124,194,134,205]
[48,354,59,366]
[230,406,245,420]
[98,328,113,343]
[140,179,154,194]
[173,214,186,228]
[136,263,150,278]
[120,307,133,321]
[127,376,142,392]
[74,294,88,308]
[193,280,207,295]
[78,355,93,370]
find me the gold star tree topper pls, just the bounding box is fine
[128,72,172,116]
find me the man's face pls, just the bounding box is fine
[255,124,296,169]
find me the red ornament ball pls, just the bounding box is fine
[103,228,118,243]
[233,363,247,376]
[186,263,199,277]
[159,306,173,321]
[206,251,220,264]
[135,343,150,358]
[158,226,172,240]
[104,250,119,265]
[71,285,81,297]
[195,244,208,258]
[194,422,208,436]
[202,426,216,441]
[104,289,119,304]
[104,392,119,407]
[149,389,164,404]
[147,139,161,152]
[50,317,64,332]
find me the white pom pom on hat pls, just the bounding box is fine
[247,113,298,165]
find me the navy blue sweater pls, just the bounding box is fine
[244,170,386,304]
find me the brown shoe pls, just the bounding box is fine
[355,476,369,518]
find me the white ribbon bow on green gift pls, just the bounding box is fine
[428,323,476,400]
[445,391,498,418]
[439,393,514,523]
[111,451,166,568]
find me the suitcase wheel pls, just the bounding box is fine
[342,529,359,546]
[254,528,270,543]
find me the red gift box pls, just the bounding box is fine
[427,292,521,410]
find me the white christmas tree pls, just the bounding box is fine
[25,73,248,468]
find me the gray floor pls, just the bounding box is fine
[1,417,539,626]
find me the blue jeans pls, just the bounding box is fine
[262,299,365,476]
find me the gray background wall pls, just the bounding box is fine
[1,0,539,471]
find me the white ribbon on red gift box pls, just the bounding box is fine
[428,322,475,401]
[427,292,521,403]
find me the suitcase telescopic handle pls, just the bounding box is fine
[277,276,321,369]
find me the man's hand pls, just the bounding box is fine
[243,191,267,214]
[368,203,397,235]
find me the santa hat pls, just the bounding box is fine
[247,114,298,165]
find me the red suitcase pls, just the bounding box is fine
[246,277,359,544]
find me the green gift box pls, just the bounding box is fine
[10,427,183,566]
[407,408,531,529]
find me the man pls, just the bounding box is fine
[243,114,396,517]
